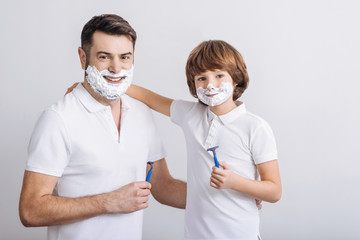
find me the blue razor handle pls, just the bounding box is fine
[146,161,154,182]
[213,153,220,168]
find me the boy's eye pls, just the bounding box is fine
[196,77,206,81]
[217,74,224,78]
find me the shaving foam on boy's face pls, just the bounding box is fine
[85,65,134,100]
[196,82,233,107]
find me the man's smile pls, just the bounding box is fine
[103,76,126,84]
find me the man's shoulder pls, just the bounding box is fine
[123,94,152,113]
[46,92,82,117]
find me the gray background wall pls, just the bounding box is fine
[1,0,359,239]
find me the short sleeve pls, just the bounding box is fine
[250,121,278,164]
[170,100,197,126]
[145,109,166,162]
[26,109,71,177]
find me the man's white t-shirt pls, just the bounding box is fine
[26,84,165,240]
[170,100,278,240]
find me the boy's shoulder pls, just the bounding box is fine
[172,99,206,112]
[236,107,272,131]
[244,111,267,124]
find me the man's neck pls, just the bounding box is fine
[82,81,121,108]
[82,81,122,133]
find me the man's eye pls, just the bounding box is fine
[121,56,131,63]
[99,55,109,60]
[122,56,131,62]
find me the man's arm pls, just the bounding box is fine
[210,160,281,203]
[126,85,173,117]
[148,159,186,209]
[19,171,151,227]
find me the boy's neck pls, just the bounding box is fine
[209,100,239,116]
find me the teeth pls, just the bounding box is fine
[105,76,124,82]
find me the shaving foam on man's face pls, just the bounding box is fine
[196,82,233,106]
[85,65,134,100]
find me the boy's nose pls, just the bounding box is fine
[206,83,215,90]
[206,76,218,89]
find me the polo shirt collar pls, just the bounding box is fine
[73,83,131,113]
[120,94,131,111]
[207,101,247,125]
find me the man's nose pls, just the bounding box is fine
[108,58,123,74]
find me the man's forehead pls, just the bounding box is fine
[91,31,134,51]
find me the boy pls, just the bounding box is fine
[131,40,281,239]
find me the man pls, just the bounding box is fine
[19,14,186,240]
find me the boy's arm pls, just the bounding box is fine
[65,82,79,95]
[126,85,173,117]
[210,160,281,203]
[149,159,186,209]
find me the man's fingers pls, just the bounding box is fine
[138,196,149,204]
[136,181,151,190]
[138,188,151,197]
[138,202,149,210]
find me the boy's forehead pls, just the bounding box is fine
[195,69,226,75]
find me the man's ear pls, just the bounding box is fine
[78,47,87,70]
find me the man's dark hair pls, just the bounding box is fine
[81,14,137,56]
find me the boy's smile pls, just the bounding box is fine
[194,70,238,113]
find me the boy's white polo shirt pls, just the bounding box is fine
[26,84,165,240]
[171,100,278,240]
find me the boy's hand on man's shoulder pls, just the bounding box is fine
[65,82,80,95]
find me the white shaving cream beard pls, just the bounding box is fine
[196,82,234,107]
[85,65,134,100]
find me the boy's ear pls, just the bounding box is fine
[78,47,87,70]
[233,81,238,89]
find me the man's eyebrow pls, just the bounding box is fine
[96,52,132,56]
[96,51,111,55]
[121,52,132,56]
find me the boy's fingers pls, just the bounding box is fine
[219,161,229,169]
[211,175,223,184]
[210,180,219,189]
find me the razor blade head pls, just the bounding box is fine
[207,146,219,152]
